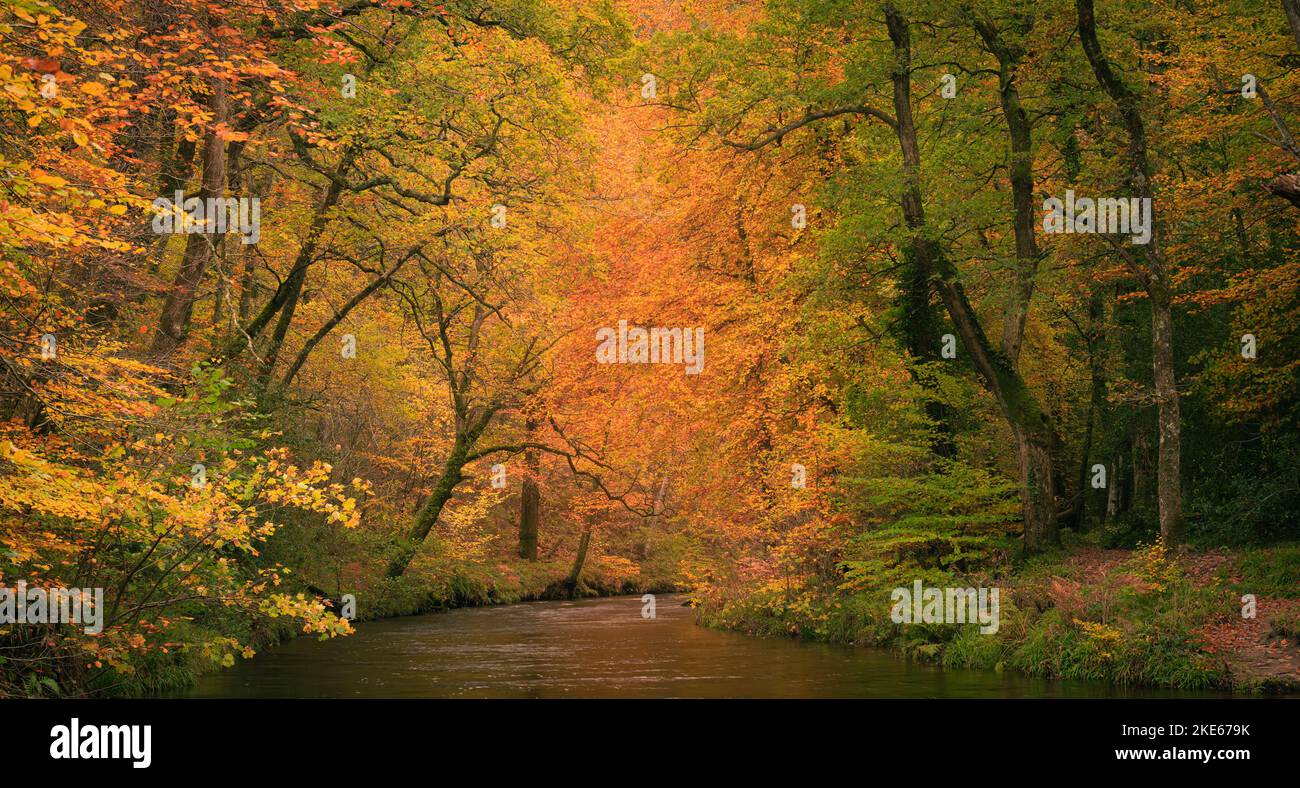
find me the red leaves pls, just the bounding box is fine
[21,56,61,73]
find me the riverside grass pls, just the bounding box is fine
[697,537,1300,694]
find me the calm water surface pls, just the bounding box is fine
[186,594,1209,698]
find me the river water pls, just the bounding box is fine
[186,594,1206,698]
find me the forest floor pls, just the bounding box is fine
[1064,546,1300,688]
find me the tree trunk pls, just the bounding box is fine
[563,526,593,597]
[1284,0,1300,50]
[258,267,305,389]
[385,407,497,579]
[236,239,258,324]
[280,266,400,387]
[145,112,198,275]
[972,13,1040,365]
[518,416,540,560]
[1150,282,1183,541]
[1105,451,1124,522]
[1071,405,1095,529]
[1077,0,1183,545]
[210,235,227,327]
[236,169,271,325]
[884,10,957,458]
[902,249,958,459]
[385,439,470,579]
[152,80,227,357]
[224,146,356,367]
[886,3,1059,551]
[1015,429,1058,549]
[1070,289,1108,529]
[1132,422,1152,504]
[211,141,248,335]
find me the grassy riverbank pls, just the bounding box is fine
[695,538,1300,694]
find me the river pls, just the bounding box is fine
[185,594,1208,698]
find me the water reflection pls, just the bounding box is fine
[185,594,1209,698]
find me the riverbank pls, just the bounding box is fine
[186,591,1203,698]
[117,556,680,697]
[125,537,1300,697]
[343,556,680,622]
[694,539,1300,694]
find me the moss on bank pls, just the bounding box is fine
[695,540,1300,695]
[349,557,679,620]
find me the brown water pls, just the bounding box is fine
[185,594,1208,698]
